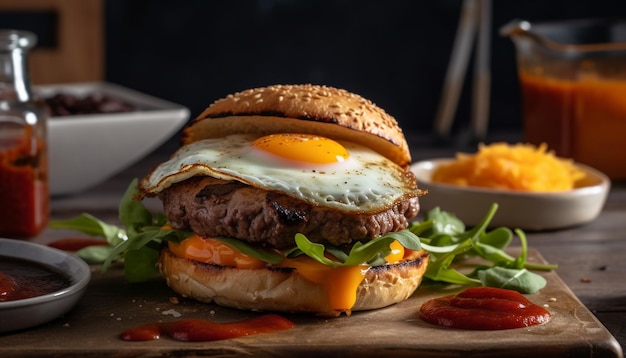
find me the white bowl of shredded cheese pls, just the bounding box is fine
[410,146,610,231]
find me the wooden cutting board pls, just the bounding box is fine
[0,249,622,357]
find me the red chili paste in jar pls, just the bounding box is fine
[0,134,49,237]
[120,314,296,342]
[419,287,551,330]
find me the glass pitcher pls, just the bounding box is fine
[0,30,49,238]
[502,19,626,179]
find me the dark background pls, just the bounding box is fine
[8,0,626,139]
[103,0,626,137]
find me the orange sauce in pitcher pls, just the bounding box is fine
[520,72,626,179]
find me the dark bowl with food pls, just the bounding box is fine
[0,238,91,333]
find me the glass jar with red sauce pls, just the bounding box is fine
[0,30,49,238]
[503,19,626,179]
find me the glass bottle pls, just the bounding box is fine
[0,30,49,238]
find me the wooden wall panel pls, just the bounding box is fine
[0,0,104,84]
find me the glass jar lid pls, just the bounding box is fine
[0,30,37,51]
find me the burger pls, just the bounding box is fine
[137,84,429,316]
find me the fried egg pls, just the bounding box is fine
[141,133,422,213]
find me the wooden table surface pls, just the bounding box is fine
[29,135,626,355]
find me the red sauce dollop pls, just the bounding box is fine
[120,314,296,342]
[48,237,109,252]
[419,287,551,330]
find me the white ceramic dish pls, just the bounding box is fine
[410,158,611,231]
[0,238,91,333]
[36,82,190,196]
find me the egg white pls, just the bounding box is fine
[142,134,420,213]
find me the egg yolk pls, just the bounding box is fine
[252,133,350,164]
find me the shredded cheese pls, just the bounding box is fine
[431,143,585,192]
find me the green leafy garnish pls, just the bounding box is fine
[213,237,283,264]
[50,179,191,282]
[50,180,557,294]
[408,203,557,293]
[477,267,547,294]
[288,230,421,267]
[49,213,127,264]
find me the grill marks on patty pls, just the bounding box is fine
[267,192,310,226]
[195,182,310,226]
[161,176,419,249]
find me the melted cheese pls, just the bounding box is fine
[167,235,266,269]
[279,256,368,313]
[385,240,405,264]
[169,236,410,313]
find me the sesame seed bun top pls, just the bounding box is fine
[182,84,412,167]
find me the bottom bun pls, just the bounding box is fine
[159,247,429,316]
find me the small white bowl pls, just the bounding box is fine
[36,82,190,196]
[0,238,91,333]
[410,158,611,231]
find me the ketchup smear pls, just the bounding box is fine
[419,287,551,330]
[48,237,109,252]
[120,314,296,342]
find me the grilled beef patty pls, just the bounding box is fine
[160,176,419,249]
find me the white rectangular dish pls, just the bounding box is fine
[35,82,190,196]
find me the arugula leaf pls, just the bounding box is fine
[49,213,127,246]
[477,267,547,294]
[423,238,481,285]
[75,245,115,265]
[345,230,421,266]
[49,213,127,265]
[426,207,466,236]
[213,237,283,264]
[102,226,190,279]
[123,246,161,283]
[294,234,338,266]
[118,178,155,233]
